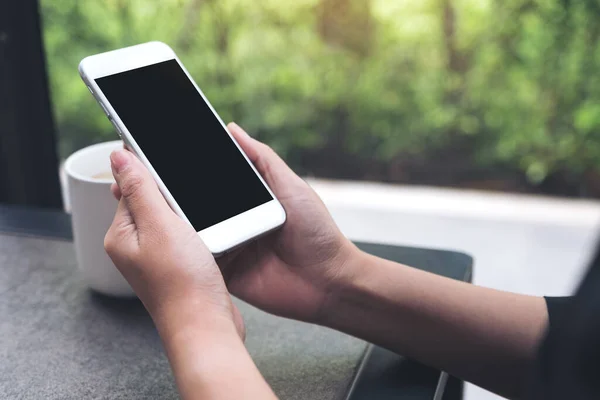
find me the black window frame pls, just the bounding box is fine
[0,0,62,209]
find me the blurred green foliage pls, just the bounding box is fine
[41,0,600,192]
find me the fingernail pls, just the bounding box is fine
[110,150,130,174]
[230,122,249,138]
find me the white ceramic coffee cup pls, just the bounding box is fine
[64,141,135,297]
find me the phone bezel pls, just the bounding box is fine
[79,41,286,255]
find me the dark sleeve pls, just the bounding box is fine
[526,296,575,400]
[528,241,600,400]
[528,291,600,399]
[544,296,571,330]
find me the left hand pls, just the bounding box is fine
[105,149,244,341]
[218,123,359,325]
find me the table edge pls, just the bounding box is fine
[0,205,475,267]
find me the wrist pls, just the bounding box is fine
[160,306,244,378]
[152,294,239,345]
[165,317,242,355]
[317,244,371,327]
[164,320,261,399]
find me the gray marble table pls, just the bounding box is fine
[0,205,472,399]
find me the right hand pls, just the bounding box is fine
[220,123,361,324]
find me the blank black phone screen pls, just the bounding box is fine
[96,59,272,231]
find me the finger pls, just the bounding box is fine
[232,303,246,342]
[111,182,122,200]
[113,197,134,231]
[105,197,137,257]
[219,246,246,286]
[110,149,175,229]
[227,122,300,190]
[218,246,244,266]
[227,122,263,164]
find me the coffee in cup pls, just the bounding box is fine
[91,171,115,180]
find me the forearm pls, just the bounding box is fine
[160,314,276,400]
[323,251,548,399]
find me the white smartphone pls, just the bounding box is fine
[79,41,286,256]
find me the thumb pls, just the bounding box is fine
[105,196,136,253]
[227,123,302,193]
[110,149,175,229]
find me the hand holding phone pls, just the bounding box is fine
[219,123,359,324]
[79,42,286,255]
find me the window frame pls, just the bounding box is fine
[0,0,62,209]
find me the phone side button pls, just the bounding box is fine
[110,119,123,138]
[100,103,110,116]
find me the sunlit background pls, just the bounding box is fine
[41,1,600,399]
[42,0,600,197]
